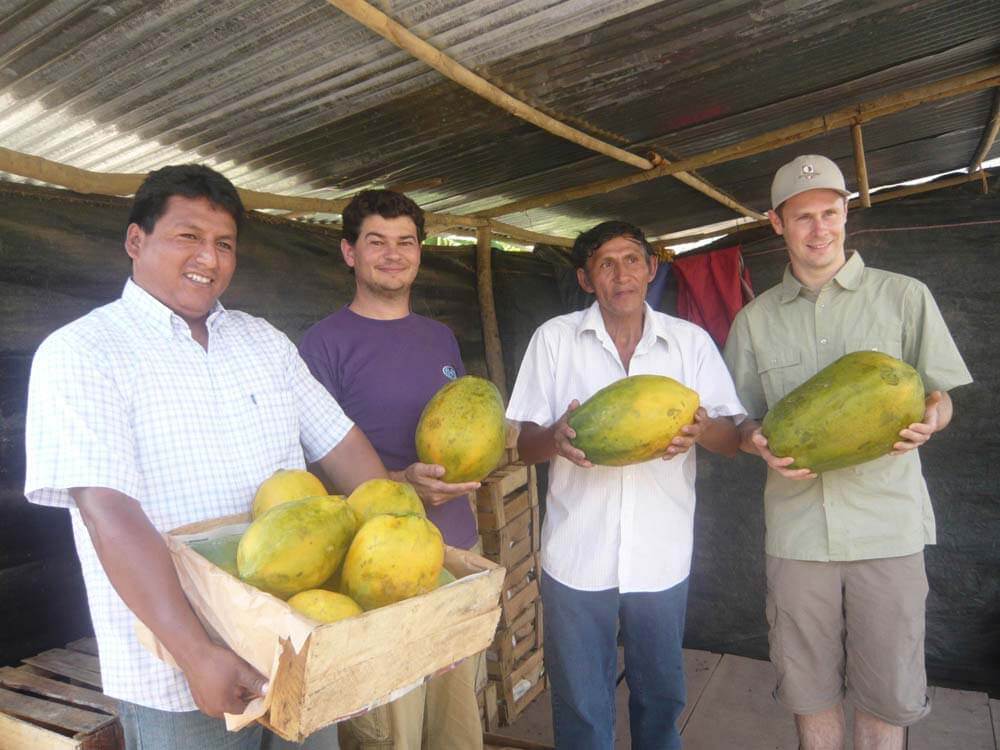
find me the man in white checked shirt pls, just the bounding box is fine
[506,221,746,750]
[24,165,386,749]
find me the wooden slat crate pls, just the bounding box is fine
[498,648,546,725]
[476,681,500,732]
[0,640,122,750]
[487,599,543,679]
[476,464,537,532]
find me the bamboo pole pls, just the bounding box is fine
[324,0,652,171]
[968,88,1000,172]
[476,64,1000,219]
[0,146,582,249]
[851,123,872,208]
[654,170,989,246]
[325,0,767,220]
[476,226,508,399]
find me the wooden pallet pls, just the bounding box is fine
[0,639,121,750]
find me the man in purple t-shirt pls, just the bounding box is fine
[299,190,483,750]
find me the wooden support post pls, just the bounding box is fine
[851,123,872,208]
[477,226,508,399]
[968,88,1000,172]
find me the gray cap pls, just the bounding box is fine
[770,154,850,210]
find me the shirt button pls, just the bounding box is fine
[819,338,828,345]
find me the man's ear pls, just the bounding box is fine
[340,238,356,268]
[767,209,785,236]
[124,224,143,260]
[576,266,595,294]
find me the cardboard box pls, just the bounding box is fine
[139,513,505,742]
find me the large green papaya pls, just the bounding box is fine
[415,375,505,483]
[237,495,357,599]
[761,350,925,473]
[567,375,700,466]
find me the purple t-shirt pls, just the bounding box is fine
[299,306,478,549]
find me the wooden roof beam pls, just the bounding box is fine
[851,123,872,208]
[968,88,1000,172]
[325,0,764,222]
[478,64,1000,219]
[0,147,575,249]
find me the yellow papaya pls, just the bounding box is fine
[415,375,505,483]
[237,495,357,599]
[762,350,925,473]
[341,513,444,610]
[346,478,425,526]
[287,589,363,624]
[251,468,329,519]
[568,375,700,466]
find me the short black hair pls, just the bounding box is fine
[570,220,652,269]
[341,189,426,245]
[127,164,244,236]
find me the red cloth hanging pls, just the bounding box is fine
[672,245,753,347]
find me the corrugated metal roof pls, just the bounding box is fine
[1,0,998,237]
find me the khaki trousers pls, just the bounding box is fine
[338,541,486,750]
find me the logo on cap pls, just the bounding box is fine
[800,163,818,180]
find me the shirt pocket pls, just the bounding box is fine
[756,349,803,408]
[845,324,903,359]
[249,389,300,467]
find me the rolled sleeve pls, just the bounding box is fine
[24,334,143,508]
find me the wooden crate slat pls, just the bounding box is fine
[503,553,538,595]
[0,686,114,736]
[527,466,539,508]
[22,651,102,689]
[0,710,81,749]
[64,639,98,657]
[478,489,532,533]
[500,579,539,627]
[0,667,117,715]
[481,505,533,556]
[500,649,545,705]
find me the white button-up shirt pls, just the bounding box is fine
[24,280,354,711]
[507,302,745,593]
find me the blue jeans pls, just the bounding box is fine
[117,700,339,749]
[541,572,688,750]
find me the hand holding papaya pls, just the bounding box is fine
[890,390,943,455]
[554,400,593,468]
[750,429,817,480]
[399,462,481,506]
[662,407,707,460]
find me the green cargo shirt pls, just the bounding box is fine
[723,252,972,562]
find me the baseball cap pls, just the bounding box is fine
[770,154,850,210]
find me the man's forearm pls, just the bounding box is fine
[72,489,216,672]
[516,422,558,466]
[738,419,763,455]
[696,417,740,457]
[315,425,388,494]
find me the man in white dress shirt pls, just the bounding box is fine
[23,164,386,749]
[506,221,746,750]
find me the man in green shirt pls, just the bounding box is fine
[723,155,972,750]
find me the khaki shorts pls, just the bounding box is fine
[765,552,931,726]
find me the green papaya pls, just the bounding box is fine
[761,350,925,473]
[567,374,700,466]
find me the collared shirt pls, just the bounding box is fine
[506,302,745,593]
[24,279,354,711]
[723,252,972,562]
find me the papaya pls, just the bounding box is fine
[341,513,444,610]
[251,468,329,519]
[287,589,363,624]
[761,350,925,473]
[567,374,700,466]
[237,495,357,599]
[188,533,242,577]
[346,478,425,526]
[415,375,505,483]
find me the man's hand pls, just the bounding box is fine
[891,390,944,455]
[552,400,592,468]
[183,643,269,718]
[749,429,817,480]
[394,463,481,506]
[662,407,707,460]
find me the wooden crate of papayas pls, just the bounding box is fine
[137,513,505,743]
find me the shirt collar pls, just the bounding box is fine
[121,278,227,338]
[779,250,865,303]
[576,300,668,353]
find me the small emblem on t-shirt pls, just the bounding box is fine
[442,365,458,380]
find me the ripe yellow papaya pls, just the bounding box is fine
[237,495,357,599]
[287,589,363,624]
[341,513,444,610]
[415,375,505,483]
[568,375,700,466]
[761,350,925,473]
[346,478,425,526]
[251,468,329,519]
